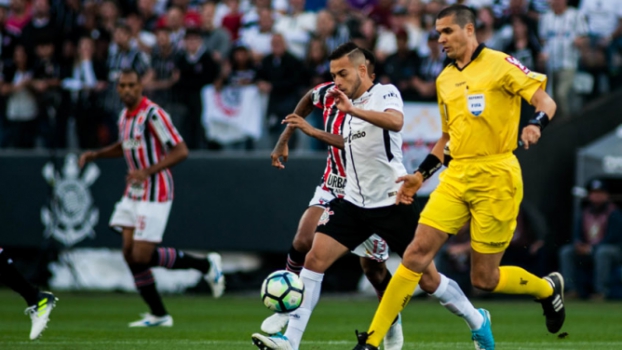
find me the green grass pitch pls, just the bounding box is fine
[1,290,622,349]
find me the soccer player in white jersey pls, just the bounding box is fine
[261,50,404,350]
[79,68,225,327]
[251,42,493,350]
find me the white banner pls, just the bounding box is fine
[402,102,442,143]
[201,84,264,144]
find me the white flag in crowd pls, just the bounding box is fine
[201,84,263,144]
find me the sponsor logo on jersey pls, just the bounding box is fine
[41,154,99,247]
[467,94,485,116]
[346,130,366,143]
[122,139,142,149]
[326,173,346,190]
[383,91,398,99]
[505,56,531,75]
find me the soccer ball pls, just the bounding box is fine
[261,270,305,313]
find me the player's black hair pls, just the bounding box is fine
[327,42,365,64]
[119,68,142,81]
[360,47,376,74]
[436,4,477,28]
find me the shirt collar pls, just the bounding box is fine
[452,43,486,71]
[126,97,148,118]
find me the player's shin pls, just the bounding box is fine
[430,273,484,330]
[149,247,210,274]
[129,264,168,316]
[0,250,39,306]
[493,266,553,299]
[366,264,421,347]
[284,268,324,350]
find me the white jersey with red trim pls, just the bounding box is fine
[118,97,183,202]
[311,82,347,198]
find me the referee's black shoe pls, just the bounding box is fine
[352,330,378,350]
[539,272,565,333]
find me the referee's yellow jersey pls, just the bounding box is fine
[436,44,546,159]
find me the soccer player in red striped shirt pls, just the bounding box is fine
[79,68,225,327]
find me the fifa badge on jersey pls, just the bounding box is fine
[318,207,334,226]
[467,94,485,117]
[41,154,100,246]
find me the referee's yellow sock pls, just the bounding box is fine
[366,264,421,347]
[493,266,553,299]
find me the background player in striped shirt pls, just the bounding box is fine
[263,51,405,350]
[79,68,225,328]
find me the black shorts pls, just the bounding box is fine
[316,198,420,257]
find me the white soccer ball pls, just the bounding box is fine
[261,270,305,313]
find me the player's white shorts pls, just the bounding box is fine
[109,197,172,243]
[308,186,389,262]
[308,186,336,208]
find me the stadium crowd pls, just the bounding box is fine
[0,0,619,150]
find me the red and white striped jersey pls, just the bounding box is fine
[118,97,183,202]
[311,82,347,198]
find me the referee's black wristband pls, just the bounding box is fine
[528,111,550,131]
[415,154,442,181]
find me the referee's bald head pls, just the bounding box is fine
[436,4,476,28]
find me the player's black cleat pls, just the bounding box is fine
[352,330,378,350]
[539,272,565,333]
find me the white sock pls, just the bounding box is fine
[430,274,484,330]
[284,268,324,350]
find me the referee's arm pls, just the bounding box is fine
[530,88,557,120]
[520,88,556,149]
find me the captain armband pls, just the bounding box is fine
[415,154,442,181]
[528,111,550,131]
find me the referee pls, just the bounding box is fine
[355,5,564,350]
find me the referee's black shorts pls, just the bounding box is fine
[316,198,420,257]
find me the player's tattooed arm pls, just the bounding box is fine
[271,90,315,169]
[78,142,123,168]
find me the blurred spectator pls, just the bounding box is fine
[327,0,359,33]
[367,0,393,29]
[138,0,159,32]
[143,26,180,112]
[559,179,622,299]
[221,0,243,41]
[166,6,187,50]
[80,12,112,62]
[304,37,331,87]
[201,1,232,62]
[539,0,588,116]
[240,7,274,65]
[157,0,202,29]
[274,0,317,59]
[103,23,150,143]
[314,10,349,54]
[126,12,157,54]
[503,14,542,70]
[475,6,512,51]
[98,0,120,37]
[6,0,31,31]
[31,39,62,148]
[380,30,420,101]
[403,0,425,51]
[227,45,257,86]
[256,33,305,148]
[21,0,61,58]
[0,3,20,68]
[578,0,622,81]
[357,17,396,63]
[241,0,273,31]
[174,28,220,149]
[1,46,37,148]
[55,0,82,39]
[60,36,107,149]
[412,31,444,102]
